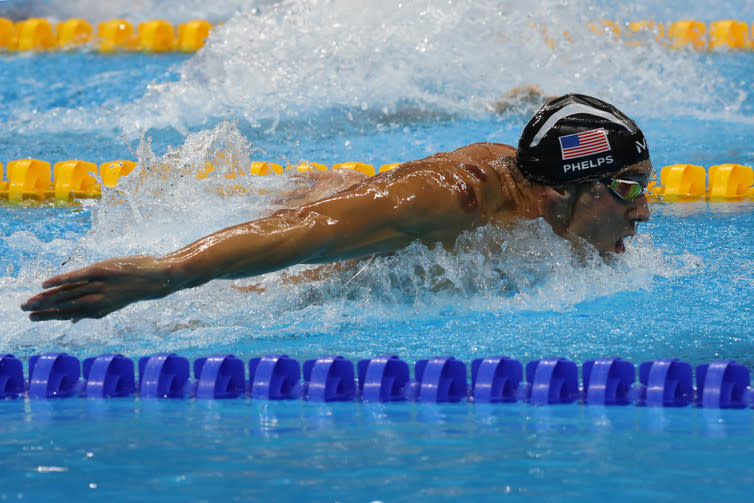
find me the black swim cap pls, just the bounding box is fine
[516,94,650,185]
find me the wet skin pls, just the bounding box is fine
[21,142,651,322]
[563,161,651,255]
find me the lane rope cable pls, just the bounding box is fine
[1,352,750,408]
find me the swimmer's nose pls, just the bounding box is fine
[628,196,650,223]
[632,196,649,222]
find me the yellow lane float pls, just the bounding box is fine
[708,164,754,200]
[53,160,99,201]
[177,20,213,52]
[667,20,707,49]
[138,20,175,52]
[96,19,138,52]
[15,18,55,51]
[708,20,750,50]
[56,19,93,49]
[6,159,52,202]
[250,162,283,176]
[332,162,375,177]
[99,160,137,187]
[0,17,16,49]
[653,164,707,201]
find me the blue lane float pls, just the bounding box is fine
[193,354,245,399]
[28,353,81,399]
[414,356,467,403]
[357,355,410,402]
[82,353,135,398]
[695,360,751,409]
[249,354,302,400]
[470,356,522,403]
[526,358,580,405]
[582,358,635,406]
[138,353,190,399]
[4,352,754,410]
[637,358,694,407]
[0,354,25,399]
[303,356,357,402]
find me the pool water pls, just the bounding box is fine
[4,400,754,502]
[2,0,754,501]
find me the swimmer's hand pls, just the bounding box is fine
[21,256,173,322]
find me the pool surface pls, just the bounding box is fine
[2,0,754,501]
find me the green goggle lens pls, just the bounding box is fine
[605,178,647,201]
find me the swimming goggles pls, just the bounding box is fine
[602,177,647,202]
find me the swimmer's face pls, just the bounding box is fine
[565,160,652,254]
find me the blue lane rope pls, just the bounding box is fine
[0,353,751,408]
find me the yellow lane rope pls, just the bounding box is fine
[0,158,752,204]
[0,18,753,53]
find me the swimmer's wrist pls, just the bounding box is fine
[154,258,182,297]
[155,257,207,295]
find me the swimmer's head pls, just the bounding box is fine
[516,94,650,186]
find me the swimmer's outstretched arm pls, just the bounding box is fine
[21,164,490,321]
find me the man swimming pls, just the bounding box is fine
[21,93,652,322]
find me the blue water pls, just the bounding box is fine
[3,1,754,501]
[2,399,754,502]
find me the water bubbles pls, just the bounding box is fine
[4,0,738,139]
[259,219,673,317]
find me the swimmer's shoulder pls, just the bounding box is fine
[369,142,515,189]
[431,142,518,217]
[361,141,517,221]
[451,142,516,163]
[378,142,514,176]
[441,142,517,184]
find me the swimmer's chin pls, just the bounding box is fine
[573,237,626,259]
[596,239,625,257]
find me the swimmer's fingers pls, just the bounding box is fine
[25,292,112,322]
[27,304,106,323]
[40,266,107,289]
[28,308,83,322]
[21,281,101,313]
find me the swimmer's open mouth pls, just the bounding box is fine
[615,238,626,254]
[616,227,637,254]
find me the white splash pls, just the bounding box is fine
[114,0,734,135]
[5,0,746,138]
[0,119,700,355]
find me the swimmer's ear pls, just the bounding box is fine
[543,184,578,204]
[547,185,569,196]
[540,184,579,234]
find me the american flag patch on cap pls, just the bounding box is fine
[559,128,611,160]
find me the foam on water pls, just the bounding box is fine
[9,0,754,25]
[5,0,750,139]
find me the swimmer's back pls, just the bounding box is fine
[373,142,518,223]
[384,142,515,174]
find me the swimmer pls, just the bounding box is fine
[22,93,652,322]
